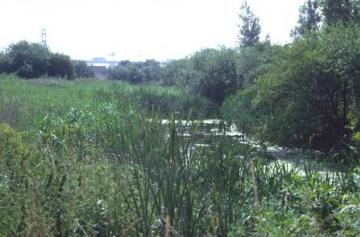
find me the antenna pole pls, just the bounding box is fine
[41,28,47,47]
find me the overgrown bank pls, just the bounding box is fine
[1,0,360,235]
[0,75,359,236]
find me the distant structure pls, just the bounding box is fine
[41,28,47,47]
[86,57,118,80]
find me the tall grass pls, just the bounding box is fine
[0,75,212,130]
[0,75,359,236]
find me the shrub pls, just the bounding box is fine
[48,53,74,80]
[73,60,95,78]
[0,41,75,79]
[7,41,50,78]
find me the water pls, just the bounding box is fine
[160,119,344,176]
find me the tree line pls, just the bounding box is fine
[0,41,95,79]
[108,0,360,158]
[222,0,360,159]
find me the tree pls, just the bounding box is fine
[226,26,360,152]
[191,48,240,107]
[0,41,76,79]
[141,59,163,83]
[73,60,95,78]
[109,60,145,83]
[108,60,163,84]
[0,52,11,74]
[292,0,321,37]
[236,42,286,86]
[238,1,261,47]
[48,53,74,80]
[7,41,50,78]
[162,59,198,87]
[321,0,360,25]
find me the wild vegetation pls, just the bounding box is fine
[0,76,359,236]
[0,0,360,236]
[0,41,94,80]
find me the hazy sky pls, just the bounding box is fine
[0,0,305,61]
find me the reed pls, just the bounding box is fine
[0,75,359,236]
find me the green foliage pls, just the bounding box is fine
[221,87,260,136]
[236,42,287,86]
[48,53,74,80]
[1,6,360,235]
[0,123,29,236]
[72,60,95,78]
[321,0,360,26]
[0,75,359,236]
[109,59,163,84]
[0,123,25,159]
[292,0,321,37]
[238,1,261,47]
[7,41,50,78]
[0,41,75,79]
[161,58,198,87]
[0,75,210,130]
[191,48,240,107]
[224,26,360,155]
[155,47,242,113]
[0,52,12,74]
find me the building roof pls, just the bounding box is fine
[86,60,118,68]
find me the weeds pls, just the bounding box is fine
[0,76,359,236]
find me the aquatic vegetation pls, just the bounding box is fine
[0,76,359,236]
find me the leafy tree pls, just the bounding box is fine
[48,53,74,80]
[320,25,360,145]
[108,60,163,84]
[191,48,240,107]
[0,41,76,79]
[141,59,163,83]
[162,58,201,87]
[226,26,360,152]
[238,1,261,47]
[236,41,287,86]
[292,0,321,37]
[321,0,360,25]
[109,60,145,83]
[73,60,95,78]
[7,41,50,78]
[0,52,11,74]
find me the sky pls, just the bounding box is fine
[0,0,305,61]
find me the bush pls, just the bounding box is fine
[73,60,95,78]
[0,123,25,159]
[108,59,163,84]
[48,53,74,79]
[0,41,75,79]
[7,41,50,78]
[191,48,240,107]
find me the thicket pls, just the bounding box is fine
[0,41,94,80]
[220,1,360,160]
[72,60,95,78]
[108,60,163,84]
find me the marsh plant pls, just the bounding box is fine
[0,104,359,236]
[0,77,359,236]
